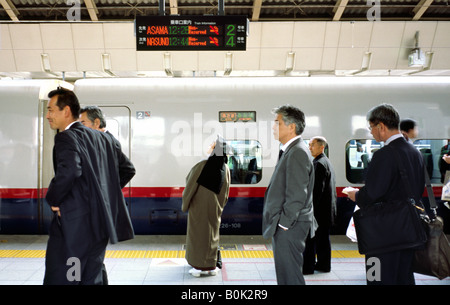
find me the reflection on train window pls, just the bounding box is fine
[226,140,262,184]
[346,138,450,184]
[345,139,382,184]
[413,139,449,184]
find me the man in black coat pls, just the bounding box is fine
[346,103,425,285]
[43,88,135,285]
[303,136,336,274]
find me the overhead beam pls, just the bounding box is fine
[169,0,178,15]
[332,0,349,21]
[0,0,19,22]
[84,0,99,21]
[252,0,263,21]
[412,0,433,21]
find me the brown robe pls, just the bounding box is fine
[182,160,230,269]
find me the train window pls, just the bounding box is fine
[345,139,382,184]
[345,138,450,184]
[226,140,262,184]
[413,139,449,184]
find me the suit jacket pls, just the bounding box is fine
[356,137,425,208]
[312,153,337,227]
[262,138,317,239]
[105,130,136,189]
[46,122,135,245]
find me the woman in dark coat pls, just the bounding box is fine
[182,136,230,277]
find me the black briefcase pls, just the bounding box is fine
[354,199,427,255]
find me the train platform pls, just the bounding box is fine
[0,234,448,286]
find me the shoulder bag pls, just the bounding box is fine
[353,146,428,255]
[412,168,450,280]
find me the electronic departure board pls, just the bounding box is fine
[219,111,256,122]
[136,15,248,51]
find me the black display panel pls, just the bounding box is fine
[136,15,248,51]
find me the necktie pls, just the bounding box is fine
[278,149,284,161]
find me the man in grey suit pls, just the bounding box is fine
[262,105,317,285]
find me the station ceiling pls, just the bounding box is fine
[1,1,450,79]
[1,0,450,22]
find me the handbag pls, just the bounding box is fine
[413,168,450,280]
[441,171,450,201]
[346,205,359,243]
[353,146,428,255]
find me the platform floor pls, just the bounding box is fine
[0,235,448,285]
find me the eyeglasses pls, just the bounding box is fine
[368,123,379,131]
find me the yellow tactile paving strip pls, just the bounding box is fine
[0,249,364,259]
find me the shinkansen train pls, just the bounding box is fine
[1,77,449,235]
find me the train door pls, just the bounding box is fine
[99,106,132,213]
[37,103,132,233]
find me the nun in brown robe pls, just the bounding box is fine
[182,136,230,277]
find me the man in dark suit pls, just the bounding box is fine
[303,136,336,274]
[346,103,425,285]
[79,105,136,284]
[80,106,135,189]
[44,88,135,285]
[262,105,317,285]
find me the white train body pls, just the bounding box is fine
[1,77,449,234]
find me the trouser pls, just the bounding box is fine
[365,248,416,285]
[272,221,309,285]
[303,225,332,273]
[43,214,109,285]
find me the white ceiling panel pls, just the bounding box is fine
[0,24,13,50]
[9,24,43,50]
[370,22,405,48]
[323,23,341,48]
[260,22,294,48]
[45,49,77,71]
[401,22,437,49]
[335,47,367,70]
[247,22,262,48]
[74,49,104,71]
[233,48,260,70]
[259,48,290,70]
[40,24,74,50]
[0,50,16,71]
[71,23,105,50]
[293,47,323,70]
[103,23,135,49]
[198,51,227,71]
[430,49,450,69]
[370,47,401,69]
[13,49,42,71]
[292,23,326,48]
[105,49,137,71]
[171,51,198,71]
[338,22,373,49]
[321,47,338,70]
[432,22,450,48]
[136,51,165,71]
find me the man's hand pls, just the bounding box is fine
[342,187,359,202]
[51,206,61,217]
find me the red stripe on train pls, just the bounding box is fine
[0,186,442,199]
